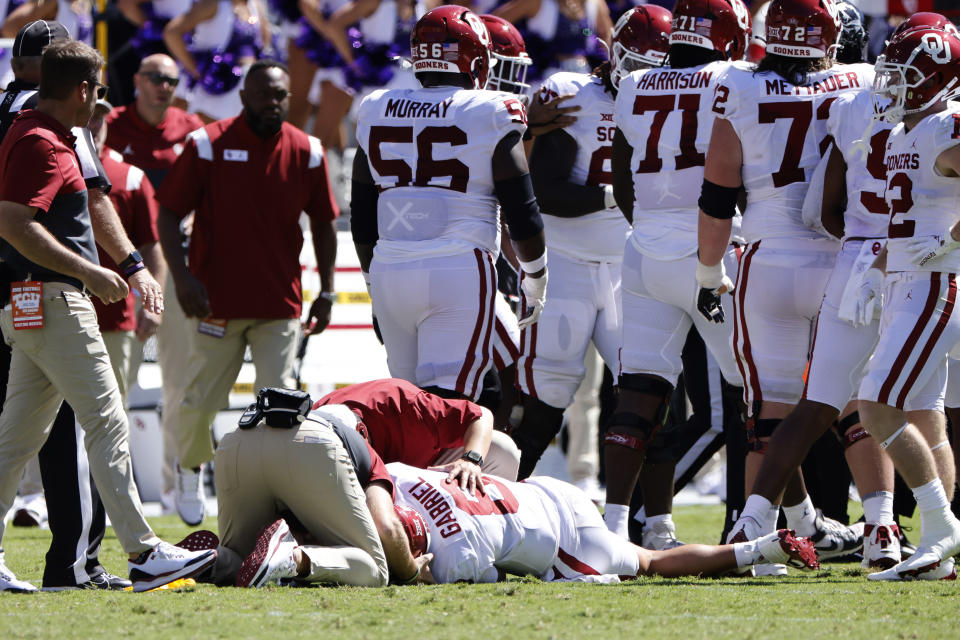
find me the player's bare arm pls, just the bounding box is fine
[89,188,164,314]
[530,129,608,217]
[0,200,128,304]
[366,481,435,585]
[820,145,847,240]
[157,204,211,318]
[611,128,633,223]
[350,147,378,274]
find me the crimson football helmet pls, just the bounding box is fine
[411,5,493,89]
[874,26,960,123]
[890,12,960,43]
[394,505,430,558]
[481,15,531,95]
[764,0,841,59]
[609,6,672,87]
[669,0,751,61]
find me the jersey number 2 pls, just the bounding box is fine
[368,125,470,192]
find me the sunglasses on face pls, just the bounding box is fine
[88,80,108,99]
[140,71,181,87]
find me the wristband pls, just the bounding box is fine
[318,291,337,303]
[119,250,143,271]
[124,261,146,278]
[695,259,725,289]
[519,250,547,275]
[395,566,420,585]
[603,185,616,209]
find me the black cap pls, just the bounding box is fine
[12,20,70,58]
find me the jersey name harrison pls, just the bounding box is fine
[634,69,714,92]
[407,478,463,538]
[887,152,920,171]
[763,72,862,96]
[383,97,454,119]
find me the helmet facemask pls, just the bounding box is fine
[486,50,531,96]
[610,41,665,88]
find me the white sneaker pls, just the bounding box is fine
[128,541,217,592]
[235,519,299,588]
[868,556,957,581]
[641,519,685,550]
[0,554,37,592]
[756,529,819,570]
[809,510,863,560]
[175,463,205,526]
[861,523,902,570]
[12,493,48,528]
[754,563,788,576]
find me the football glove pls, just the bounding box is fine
[848,267,884,328]
[904,229,960,267]
[695,260,734,324]
[519,271,547,329]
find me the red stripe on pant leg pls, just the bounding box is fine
[556,548,600,576]
[735,242,762,408]
[455,249,489,395]
[496,316,520,362]
[468,253,497,399]
[878,274,942,405]
[895,274,956,409]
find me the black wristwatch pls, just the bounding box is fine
[119,250,143,271]
[461,450,484,466]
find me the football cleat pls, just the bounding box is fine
[641,519,685,551]
[867,556,957,581]
[862,523,901,570]
[809,510,863,560]
[757,529,820,570]
[236,519,299,588]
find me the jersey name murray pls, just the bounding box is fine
[356,87,526,262]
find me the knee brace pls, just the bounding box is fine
[619,372,674,399]
[644,421,679,464]
[603,412,658,454]
[832,411,870,450]
[745,417,780,454]
[511,395,566,479]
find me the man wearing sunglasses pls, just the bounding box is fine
[0,39,215,592]
[105,53,205,523]
[0,21,167,592]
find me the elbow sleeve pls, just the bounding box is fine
[350,180,380,245]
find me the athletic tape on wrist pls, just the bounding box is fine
[603,185,616,209]
[519,250,547,275]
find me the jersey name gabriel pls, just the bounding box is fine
[615,60,730,260]
[824,90,892,240]
[884,103,960,274]
[537,72,630,263]
[388,463,561,583]
[355,87,526,262]
[714,61,873,243]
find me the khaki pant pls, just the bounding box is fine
[213,421,388,586]
[155,272,190,494]
[0,284,158,553]
[102,330,142,404]
[178,317,299,470]
[566,344,602,484]
[432,430,521,481]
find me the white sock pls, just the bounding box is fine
[783,495,817,537]
[733,539,763,568]
[632,505,646,525]
[766,505,780,534]
[912,479,953,536]
[646,513,673,527]
[741,494,773,524]
[862,491,895,524]
[604,503,631,539]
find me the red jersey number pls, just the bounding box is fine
[860,129,892,215]
[586,145,612,186]
[887,172,915,239]
[632,93,704,174]
[757,100,832,188]
[446,476,520,517]
[368,125,470,192]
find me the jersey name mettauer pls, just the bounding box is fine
[634,69,714,92]
[763,72,862,96]
[383,97,454,119]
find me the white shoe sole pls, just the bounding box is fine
[130,549,217,592]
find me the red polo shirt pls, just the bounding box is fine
[157,115,338,320]
[0,110,98,284]
[105,105,204,188]
[314,378,486,467]
[92,148,160,332]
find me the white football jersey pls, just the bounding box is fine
[388,463,562,583]
[825,90,892,240]
[537,72,630,263]
[884,103,960,274]
[614,60,733,260]
[355,87,527,262]
[714,61,873,243]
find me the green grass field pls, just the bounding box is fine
[1,504,955,640]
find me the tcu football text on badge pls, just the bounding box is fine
[11,282,43,330]
[198,317,227,338]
